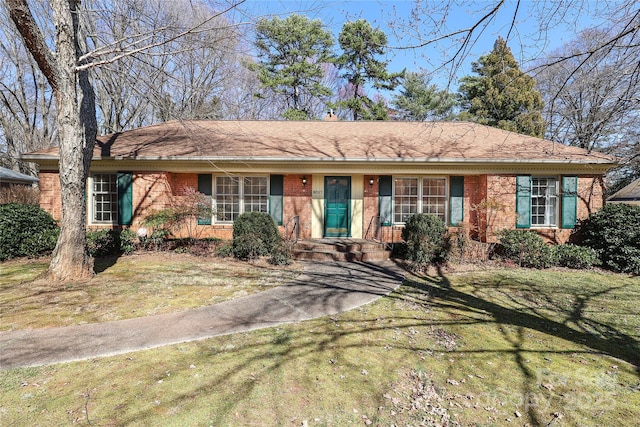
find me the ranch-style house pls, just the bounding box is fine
[22,119,617,244]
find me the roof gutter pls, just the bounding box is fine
[20,154,618,166]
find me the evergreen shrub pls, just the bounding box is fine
[232,211,281,260]
[0,203,59,260]
[401,214,448,271]
[576,204,640,274]
[269,241,293,265]
[496,229,554,268]
[86,228,137,257]
[552,244,600,269]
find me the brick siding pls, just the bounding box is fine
[37,171,606,244]
[282,174,312,239]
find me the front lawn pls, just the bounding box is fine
[0,257,638,426]
[0,253,302,331]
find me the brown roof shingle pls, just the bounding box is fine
[25,120,616,165]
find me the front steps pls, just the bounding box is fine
[292,239,391,262]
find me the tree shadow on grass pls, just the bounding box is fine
[7,260,638,426]
[402,266,640,426]
[422,267,640,371]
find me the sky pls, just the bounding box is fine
[233,0,604,88]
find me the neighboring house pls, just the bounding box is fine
[22,120,616,244]
[607,178,640,206]
[0,166,39,188]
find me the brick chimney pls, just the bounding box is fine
[324,109,338,121]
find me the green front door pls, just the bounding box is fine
[324,176,351,237]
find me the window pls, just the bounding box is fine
[517,175,566,229]
[243,177,268,213]
[393,177,447,223]
[92,174,118,223]
[214,176,268,222]
[393,178,418,223]
[422,178,446,219]
[531,177,558,227]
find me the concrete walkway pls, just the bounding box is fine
[0,260,404,370]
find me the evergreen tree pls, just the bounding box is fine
[393,71,455,121]
[249,14,334,120]
[336,19,403,121]
[458,37,545,137]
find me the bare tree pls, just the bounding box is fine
[6,0,245,281]
[537,27,640,153]
[86,0,243,131]
[220,56,282,120]
[0,2,56,175]
[389,0,640,88]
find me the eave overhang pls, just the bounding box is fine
[23,153,617,176]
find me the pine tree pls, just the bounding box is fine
[336,20,402,121]
[458,37,545,137]
[249,14,335,120]
[392,71,455,121]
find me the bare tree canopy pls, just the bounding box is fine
[537,27,640,152]
[5,0,245,281]
[388,0,639,87]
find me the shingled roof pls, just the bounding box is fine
[23,120,616,165]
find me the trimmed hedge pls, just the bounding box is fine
[0,203,59,260]
[552,244,600,269]
[232,211,281,260]
[401,214,448,270]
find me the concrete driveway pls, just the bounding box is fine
[0,260,404,370]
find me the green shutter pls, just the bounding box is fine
[197,174,212,225]
[379,175,392,226]
[561,176,578,229]
[117,172,133,226]
[269,175,284,225]
[516,175,531,229]
[449,176,464,226]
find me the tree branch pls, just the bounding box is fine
[6,0,59,92]
[76,0,247,72]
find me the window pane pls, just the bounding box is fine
[531,178,557,226]
[422,178,446,221]
[92,174,118,223]
[215,176,240,222]
[394,178,418,223]
[244,177,268,213]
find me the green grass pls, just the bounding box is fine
[0,259,639,426]
[0,253,301,331]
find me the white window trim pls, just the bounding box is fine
[212,175,269,224]
[392,175,448,225]
[530,176,559,228]
[88,173,118,226]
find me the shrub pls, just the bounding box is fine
[496,229,555,268]
[86,229,119,257]
[401,214,448,271]
[0,203,59,260]
[552,244,600,269]
[232,233,266,260]
[576,203,640,274]
[119,229,137,255]
[232,211,281,260]
[215,241,234,258]
[140,210,179,250]
[86,228,137,257]
[269,241,293,265]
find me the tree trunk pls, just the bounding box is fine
[46,0,97,281]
